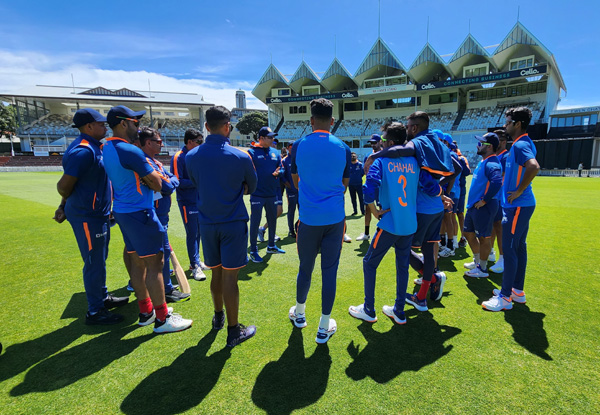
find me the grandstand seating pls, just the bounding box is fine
[457,101,544,131]
[276,120,309,139]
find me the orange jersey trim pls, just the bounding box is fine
[173,151,183,178]
[511,207,521,235]
[133,172,142,195]
[421,166,453,177]
[372,228,383,249]
[83,222,92,251]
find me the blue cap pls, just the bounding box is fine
[107,105,146,128]
[72,108,106,128]
[449,142,457,151]
[286,140,295,147]
[443,133,454,144]
[474,132,499,150]
[368,134,381,143]
[432,129,444,141]
[258,126,277,137]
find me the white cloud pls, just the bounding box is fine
[0,49,267,110]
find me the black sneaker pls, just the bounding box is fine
[165,288,191,303]
[104,294,129,309]
[212,311,225,330]
[226,323,256,347]
[85,308,124,325]
[138,310,156,326]
[288,231,297,238]
[458,237,467,248]
[429,272,447,301]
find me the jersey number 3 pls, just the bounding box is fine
[398,175,407,207]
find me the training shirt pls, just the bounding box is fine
[102,137,155,213]
[291,130,351,226]
[146,157,179,218]
[246,144,282,198]
[466,155,502,209]
[171,146,197,205]
[457,152,471,189]
[281,155,298,195]
[502,134,537,208]
[492,149,507,200]
[449,152,461,199]
[349,161,364,186]
[62,133,111,220]
[363,157,419,236]
[416,170,444,214]
[186,134,257,224]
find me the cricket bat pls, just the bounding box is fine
[169,249,191,294]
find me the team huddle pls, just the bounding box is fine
[54,98,539,346]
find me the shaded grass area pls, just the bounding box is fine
[0,173,599,414]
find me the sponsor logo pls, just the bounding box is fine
[520,68,540,76]
[421,83,436,90]
[188,210,199,214]
[269,98,282,103]
[341,92,356,98]
[95,231,108,238]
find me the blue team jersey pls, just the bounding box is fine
[291,130,351,226]
[171,146,197,204]
[467,155,502,209]
[365,157,419,236]
[449,152,461,199]
[102,137,155,213]
[349,161,364,186]
[186,134,257,224]
[281,155,298,195]
[416,170,444,214]
[62,134,111,219]
[502,134,537,208]
[147,157,178,218]
[247,144,282,198]
[458,153,471,188]
[492,150,508,200]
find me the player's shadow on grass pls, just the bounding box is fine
[345,316,461,383]
[239,259,270,280]
[0,292,136,384]
[120,329,229,415]
[505,304,552,360]
[251,329,331,415]
[10,325,153,396]
[353,240,370,257]
[463,275,496,305]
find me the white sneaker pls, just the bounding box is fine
[464,260,478,270]
[439,247,454,257]
[288,306,307,328]
[153,312,193,334]
[488,250,496,262]
[343,234,352,243]
[464,265,489,278]
[257,227,265,242]
[138,307,173,326]
[482,293,513,311]
[193,265,206,281]
[315,318,337,344]
[348,304,377,323]
[356,233,370,241]
[199,262,210,271]
[274,234,281,242]
[415,252,424,261]
[489,258,504,273]
[382,305,406,325]
[493,288,526,304]
[414,277,423,285]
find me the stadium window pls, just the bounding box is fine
[71,108,77,113]
[582,116,589,126]
[565,117,573,127]
[344,102,368,112]
[551,118,558,127]
[591,114,598,125]
[302,86,320,96]
[509,55,535,71]
[104,110,109,114]
[165,111,175,116]
[463,63,489,78]
[289,106,297,114]
[365,79,385,88]
[299,106,307,114]
[573,116,582,126]
[278,89,291,96]
[429,93,457,105]
[153,111,161,116]
[557,117,565,127]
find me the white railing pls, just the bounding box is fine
[539,169,600,177]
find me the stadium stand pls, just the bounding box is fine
[274,120,309,139]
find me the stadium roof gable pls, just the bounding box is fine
[252,64,289,101]
[320,58,357,92]
[408,43,451,83]
[79,86,146,98]
[494,22,551,56]
[448,34,496,77]
[289,61,321,93]
[354,38,407,85]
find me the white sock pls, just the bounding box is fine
[491,248,496,255]
[480,260,487,271]
[474,253,480,264]
[295,302,305,315]
[513,288,523,294]
[319,314,330,331]
[453,236,458,245]
[498,255,504,261]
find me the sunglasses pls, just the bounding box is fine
[477,141,491,147]
[151,139,163,145]
[116,116,140,126]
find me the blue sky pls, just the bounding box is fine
[0,0,599,109]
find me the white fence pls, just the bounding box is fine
[539,169,600,177]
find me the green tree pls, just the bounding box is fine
[0,103,17,135]
[236,112,268,140]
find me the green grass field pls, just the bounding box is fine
[0,172,599,414]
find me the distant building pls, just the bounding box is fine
[236,89,247,109]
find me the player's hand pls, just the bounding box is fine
[53,207,66,223]
[243,183,249,195]
[474,200,486,209]
[272,167,281,176]
[441,195,453,210]
[507,189,522,203]
[371,207,390,219]
[364,155,374,173]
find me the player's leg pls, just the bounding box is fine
[178,202,199,268]
[490,206,505,273]
[504,207,535,294]
[357,185,365,214]
[391,234,412,319]
[286,192,297,236]
[264,196,280,249]
[349,185,358,215]
[411,212,443,308]
[248,195,265,258]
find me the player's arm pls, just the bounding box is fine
[53,195,69,223]
[438,156,461,193]
[363,159,382,204]
[243,155,258,195]
[57,174,78,199]
[364,141,416,173]
[290,141,300,190]
[141,171,162,192]
[175,154,195,189]
[507,158,540,203]
[342,145,351,191]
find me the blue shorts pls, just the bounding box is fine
[464,200,499,238]
[412,211,444,248]
[200,221,249,270]
[457,188,466,213]
[114,209,165,257]
[445,196,459,214]
[494,202,503,222]
[275,190,283,205]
